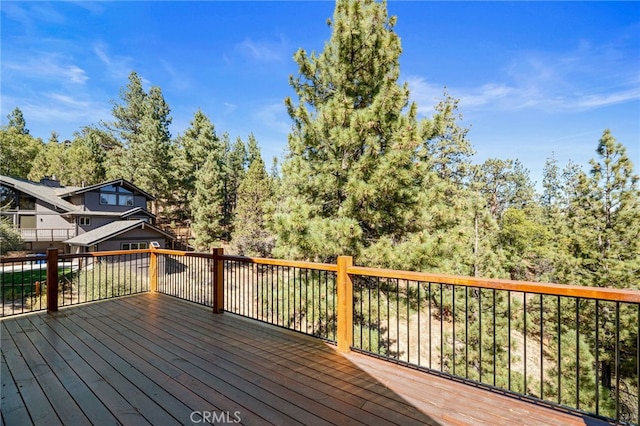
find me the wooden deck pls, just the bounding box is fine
[1,293,608,426]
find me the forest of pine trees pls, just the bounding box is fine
[1,0,638,419]
[0,0,636,285]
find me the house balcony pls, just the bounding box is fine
[16,227,76,242]
[1,249,638,425]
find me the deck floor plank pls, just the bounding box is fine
[93,296,378,426]
[2,293,610,426]
[22,314,130,425]
[112,296,422,424]
[145,300,515,425]
[79,298,318,426]
[131,295,437,425]
[29,314,154,426]
[0,348,32,426]
[19,314,119,424]
[55,312,187,426]
[72,301,299,426]
[10,316,93,426]
[60,309,230,423]
[1,320,63,426]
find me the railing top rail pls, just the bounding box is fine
[0,256,43,263]
[59,249,150,259]
[8,247,639,303]
[221,254,338,272]
[152,248,210,258]
[348,265,640,303]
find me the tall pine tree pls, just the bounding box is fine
[231,150,275,257]
[0,107,43,178]
[275,0,435,265]
[106,72,174,218]
[172,109,221,224]
[191,150,225,249]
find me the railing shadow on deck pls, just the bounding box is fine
[1,246,638,424]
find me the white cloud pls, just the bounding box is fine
[237,36,286,62]
[4,54,88,85]
[223,102,238,115]
[460,83,515,108]
[66,65,89,84]
[255,101,291,135]
[1,2,66,28]
[94,44,111,66]
[46,93,91,108]
[160,60,191,91]
[567,89,640,110]
[404,76,444,116]
[407,40,639,115]
[2,92,112,140]
[93,42,136,82]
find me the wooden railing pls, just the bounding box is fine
[1,248,150,316]
[3,247,638,423]
[346,264,640,424]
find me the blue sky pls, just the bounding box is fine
[2,1,639,189]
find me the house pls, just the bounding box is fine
[0,175,176,253]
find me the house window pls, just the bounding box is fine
[18,194,36,210]
[79,217,91,226]
[19,215,36,229]
[120,195,134,206]
[0,185,17,209]
[100,193,117,205]
[99,185,135,206]
[0,186,35,210]
[121,242,148,250]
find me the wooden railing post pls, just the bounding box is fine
[46,248,59,312]
[213,247,224,314]
[337,255,353,353]
[149,247,158,293]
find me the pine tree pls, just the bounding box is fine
[0,107,43,178]
[191,151,225,249]
[231,151,275,257]
[172,109,221,224]
[544,131,639,415]
[246,133,261,166]
[588,129,639,286]
[28,132,65,182]
[110,72,146,146]
[106,71,147,182]
[498,207,553,281]
[428,93,475,184]
[275,0,434,265]
[562,130,639,290]
[474,158,536,223]
[404,94,503,277]
[221,136,248,239]
[6,107,29,135]
[106,72,174,218]
[64,138,105,186]
[70,125,119,184]
[541,153,562,209]
[134,86,174,217]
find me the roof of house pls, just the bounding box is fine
[1,175,155,214]
[64,219,174,247]
[0,175,78,212]
[65,207,156,219]
[120,207,157,220]
[58,178,156,200]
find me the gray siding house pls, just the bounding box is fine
[1,175,175,253]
